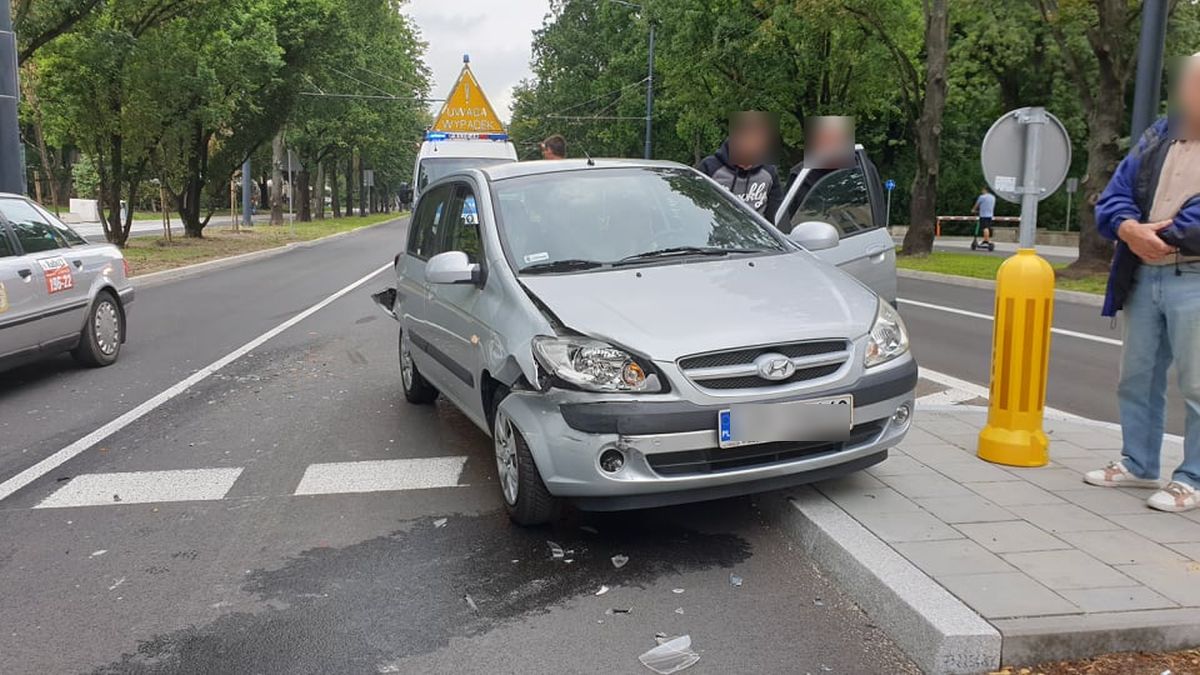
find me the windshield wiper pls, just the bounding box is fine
[613,246,764,265]
[520,258,605,275]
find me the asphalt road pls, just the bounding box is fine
[897,276,1187,436]
[0,218,915,674]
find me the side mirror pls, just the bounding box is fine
[788,221,840,251]
[426,250,481,285]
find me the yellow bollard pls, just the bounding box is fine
[977,249,1055,467]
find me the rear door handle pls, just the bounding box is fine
[17,268,32,280]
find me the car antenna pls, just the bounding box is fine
[582,148,595,166]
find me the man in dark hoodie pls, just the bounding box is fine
[696,112,784,221]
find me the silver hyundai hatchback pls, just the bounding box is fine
[374,159,915,525]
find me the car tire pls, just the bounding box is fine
[492,388,559,526]
[72,291,123,368]
[399,330,438,404]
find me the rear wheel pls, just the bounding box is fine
[400,330,438,404]
[72,291,123,367]
[492,389,558,526]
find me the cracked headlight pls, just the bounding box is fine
[532,336,662,392]
[864,299,909,368]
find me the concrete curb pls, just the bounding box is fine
[899,269,1103,307]
[131,217,405,290]
[766,486,1002,674]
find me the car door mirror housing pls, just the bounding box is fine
[789,221,840,251]
[426,250,481,285]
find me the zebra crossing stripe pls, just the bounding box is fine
[35,468,244,509]
[293,457,468,496]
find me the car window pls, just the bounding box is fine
[444,186,482,263]
[417,157,511,192]
[0,226,14,257]
[0,198,70,253]
[406,185,452,260]
[788,168,875,237]
[492,167,786,273]
[32,203,88,246]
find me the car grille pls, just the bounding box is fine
[646,421,884,477]
[677,340,850,391]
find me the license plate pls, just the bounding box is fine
[718,395,853,449]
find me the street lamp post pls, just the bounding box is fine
[605,0,654,159]
[1130,0,1170,141]
[0,2,24,194]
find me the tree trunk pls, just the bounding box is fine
[344,152,354,217]
[257,176,268,211]
[357,154,367,217]
[900,0,950,256]
[270,131,284,225]
[331,157,341,217]
[315,159,325,220]
[297,168,312,222]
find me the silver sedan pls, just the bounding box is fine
[0,194,134,371]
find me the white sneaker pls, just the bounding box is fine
[1147,481,1200,512]
[1083,461,1162,488]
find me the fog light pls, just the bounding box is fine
[599,448,625,473]
[892,404,911,427]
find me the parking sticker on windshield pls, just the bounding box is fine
[38,256,75,295]
[523,252,550,264]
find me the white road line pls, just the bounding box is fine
[35,468,244,509]
[293,457,468,496]
[898,298,1123,346]
[0,262,392,504]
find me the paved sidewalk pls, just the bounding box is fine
[807,399,1200,668]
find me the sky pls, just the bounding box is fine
[404,0,551,122]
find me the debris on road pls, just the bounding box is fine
[729,573,743,587]
[671,588,684,594]
[674,607,684,615]
[108,577,126,591]
[595,585,610,596]
[89,550,107,558]
[638,634,700,674]
[611,554,629,569]
[580,525,599,534]
[548,541,565,560]
[433,518,447,528]
[463,594,478,613]
[605,607,632,615]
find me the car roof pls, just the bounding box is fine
[480,158,688,181]
[0,192,26,199]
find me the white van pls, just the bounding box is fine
[412,133,518,201]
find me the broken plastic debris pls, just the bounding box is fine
[605,607,632,615]
[433,518,447,528]
[89,550,107,558]
[674,607,684,615]
[548,541,565,560]
[729,574,743,587]
[580,525,599,534]
[813,598,824,606]
[595,585,610,596]
[611,554,629,569]
[671,588,684,594]
[463,594,478,613]
[638,635,700,674]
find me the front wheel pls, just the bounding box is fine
[72,291,123,367]
[400,330,438,404]
[492,391,559,526]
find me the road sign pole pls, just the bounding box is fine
[644,22,655,160]
[242,159,252,226]
[0,2,24,194]
[978,106,1055,468]
[1064,189,1072,232]
[1130,0,1170,142]
[886,190,892,229]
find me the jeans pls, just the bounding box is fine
[1119,263,1200,487]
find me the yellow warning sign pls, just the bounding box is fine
[431,63,505,134]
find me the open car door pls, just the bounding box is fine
[775,147,896,304]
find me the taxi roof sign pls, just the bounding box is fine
[431,60,506,135]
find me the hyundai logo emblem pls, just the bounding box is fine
[753,353,796,381]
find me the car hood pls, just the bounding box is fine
[519,252,878,361]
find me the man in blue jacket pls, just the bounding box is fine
[1084,54,1200,512]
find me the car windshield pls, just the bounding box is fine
[493,167,786,274]
[418,157,511,191]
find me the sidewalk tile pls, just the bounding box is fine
[1007,504,1122,534]
[893,539,1015,577]
[819,486,922,516]
[1115,562,1200,606]
[897,443,974,464]
[1109,514,1200,544]
[817,472,885,492]
[1060,530,1189,566]
[1052,431,1123,450]
[915,495,1014,524]
[1002,550,1134,590]
[932,460,1021,483]
[930,431,980,449]
[851,509,963,543]
[865,454,929,477]
[1168,543,1200,561]
[1057,488,1156,516]
[966,481,1066,507]
[1005,467,1095,491]
[1052,455,1115,473]
[876,472,974,499]
[1058,586,1177,613]
[957,521,1070,553]
[1044,440,1099,459]
[899,427,943,446]
[938,571,1078,619]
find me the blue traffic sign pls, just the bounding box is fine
[885,179,896,192]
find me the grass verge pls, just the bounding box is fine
[122,213,400,276]
[896,251,1107,295]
